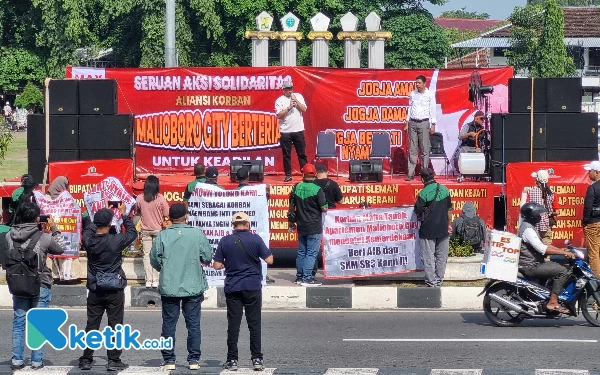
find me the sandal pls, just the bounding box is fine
[547,304,569,314]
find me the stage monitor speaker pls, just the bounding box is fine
[27,115,79,150]
[48,80,79,115]
[546,78,582,113]
[490,113,546,150]
[546,148,598,162]
[80,149,131,160]
[78,115,132,150]
[229,160,265,182]
[349,160,383,182]
[545,112,597,149]
[508,78,547,113]
[78,79,118,115]
[28,150,79,183]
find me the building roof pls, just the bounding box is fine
[447,49,491,69]
[435,18,504,32]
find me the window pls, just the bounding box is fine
[589,48,600,67]
[493,48,507,57]
[568,46,584,70]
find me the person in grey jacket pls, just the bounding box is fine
[450,201,486,253]
[4,202,66,370]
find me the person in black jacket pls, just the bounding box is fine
[79,204,137,372]
[583,161,600,276]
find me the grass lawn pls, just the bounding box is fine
[0,130,27,181]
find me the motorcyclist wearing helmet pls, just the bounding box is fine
[518,202,575,313]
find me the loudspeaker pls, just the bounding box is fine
[546,148,598,162]
[545,112,597,148]
[27,150,79,183]
[490,149,546,183]
[229,160,265,182]
[49,80,79,115]
[546,78,582,113]
[508,78,547,113]
[27,115,79,150]
[78,115,133,150]
[78,79,118,115]
[349,160,383,182]
[491,113,546,150]
[80,149,131,160]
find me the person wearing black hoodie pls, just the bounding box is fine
[451,201,486,253]
[78,203,137,372]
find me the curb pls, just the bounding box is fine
[0,285,484,310]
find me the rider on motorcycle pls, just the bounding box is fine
[518,202,575,314]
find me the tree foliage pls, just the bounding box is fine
[14,82,44,111]
[440,8,490,20]
[527,0,600,5]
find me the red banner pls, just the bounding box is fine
[506,162,589,247]
[67,66,513,176]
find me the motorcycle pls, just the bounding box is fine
[480,241,600,327]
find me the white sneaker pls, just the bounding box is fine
[145,281,152,288]
[161,362,176,371]
[152,281,159,288]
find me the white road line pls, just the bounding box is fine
[344,339,598,343]
[324,369,379,375]
[0,308,485,313]
[431,370,483,375]
[535,371,589,375]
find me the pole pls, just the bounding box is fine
[529,78,534,162]
[165,0,177,67]
[42,78,51,192]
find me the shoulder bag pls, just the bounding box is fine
[417,183,440,222]
[233,235,262,275]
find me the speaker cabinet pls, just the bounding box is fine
[78,115,132,150]
[349,160,383,182]
[27,115,79,150]
[545,112,597,148]
[491,113,546,150]
[48,80,79,115]
[546,148,598,162]
[508,78,547,113]
[229,160,265,182]
[27,150,79,183]
[80,149,131,160]
[546,78,582,113]
[78,79,118,115]
[490,149,546,183]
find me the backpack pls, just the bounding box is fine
[459,216,483,248]
[5,231,43,298]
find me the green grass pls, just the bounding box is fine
[0,131,27,181]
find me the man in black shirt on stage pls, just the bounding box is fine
[313,165,343,208]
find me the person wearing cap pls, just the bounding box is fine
[79,203,137,371]
[204,166,223,188]
[288,164,327,286]
[150,203,213,371]
[275,80,308,182]
[414,167,452,287]
[213,212,273,371]
[458,111,486,153]
[406,75,437,181]
[183,163,207,203]
[521,169,557,245]
[583,161,600,275]
[235,167,251,189]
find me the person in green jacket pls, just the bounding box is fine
[183,163,206,203]
[150,203,213,371]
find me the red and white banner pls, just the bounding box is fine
[505,162,589,247]
[67,66,513,176]
[84,177,136,228]
[34,190,82,258]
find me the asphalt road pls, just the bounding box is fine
[0,308,597,370]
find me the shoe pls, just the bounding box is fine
[31,364,44,371]
[151,281,159,288]
[106,360,128,372]
[161,362,176,371]
[78,360,92,371]
[223,360,238,371]
[300,278,322,287]
[11,364,25,371]
[189,361,200,370]
[294,278,302,284]
[252,358,264,371]
[405,176,414,181]
[146,281,152,288]
[283,176,292,182]
[266,276,275,284]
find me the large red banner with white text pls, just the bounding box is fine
[67,66,513,176]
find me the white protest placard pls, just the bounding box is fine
[83,177,135,227]
[482,229,521,282]
[34,190,82,257]
[187,183,269,286]
[323,207,421,279]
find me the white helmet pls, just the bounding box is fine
[5,101,9,105]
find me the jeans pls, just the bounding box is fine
[161,294,204,364]
[280,131,308,176]
[141,229,161,283]
[296,233,322,281]
[12,286,51,366]
[80,290,125,363]
[225,290,263,361]
[420,236,450,286]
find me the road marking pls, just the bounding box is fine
[324,369,379,375]
[431,370,482,375]
[343,339,598,343]
[0,308,486,313]
[536,371,589,375]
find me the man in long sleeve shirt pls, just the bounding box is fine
[583,161,600,276]
[406,75,437,181]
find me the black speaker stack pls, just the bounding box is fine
[349,160,383,182]
[490,77,597,182]
[28,79,132,182]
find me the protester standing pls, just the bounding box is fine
[313,164,343,208]
[134,176,170,288]
[213,212,273,371]
[204,166,222,188]
[43,176,74,282]
[450,201,486,253]
[522,169,557,245]
[288,164,327,286]
[414,168,452,287]
[11,174,38,222]
[583,161,600,276]
[79,204,137,371]
[406,75,437,181]
[4,202,65,371]
[150,204,213,371]
[183,163,206,204]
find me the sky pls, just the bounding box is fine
[423,0,528,20]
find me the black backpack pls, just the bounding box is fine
[459,216,483,248]
[5,231,43,298]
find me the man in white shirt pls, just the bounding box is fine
[406,75,437,181]
[275,80,308,182]
[3,101,12,118]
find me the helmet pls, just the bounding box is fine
[520,202,547,225]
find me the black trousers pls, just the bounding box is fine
[280,131,308,176]
[225,290,262,361]
[80,289,125,362]
[521,261,570,295]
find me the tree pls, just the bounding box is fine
[535,0,576,77]
[0,128,13,166]
[505,5,544,75]
[527,0,600,5]
[440,8,490,20]
[444,28,480,61]
[14,82,44,111]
